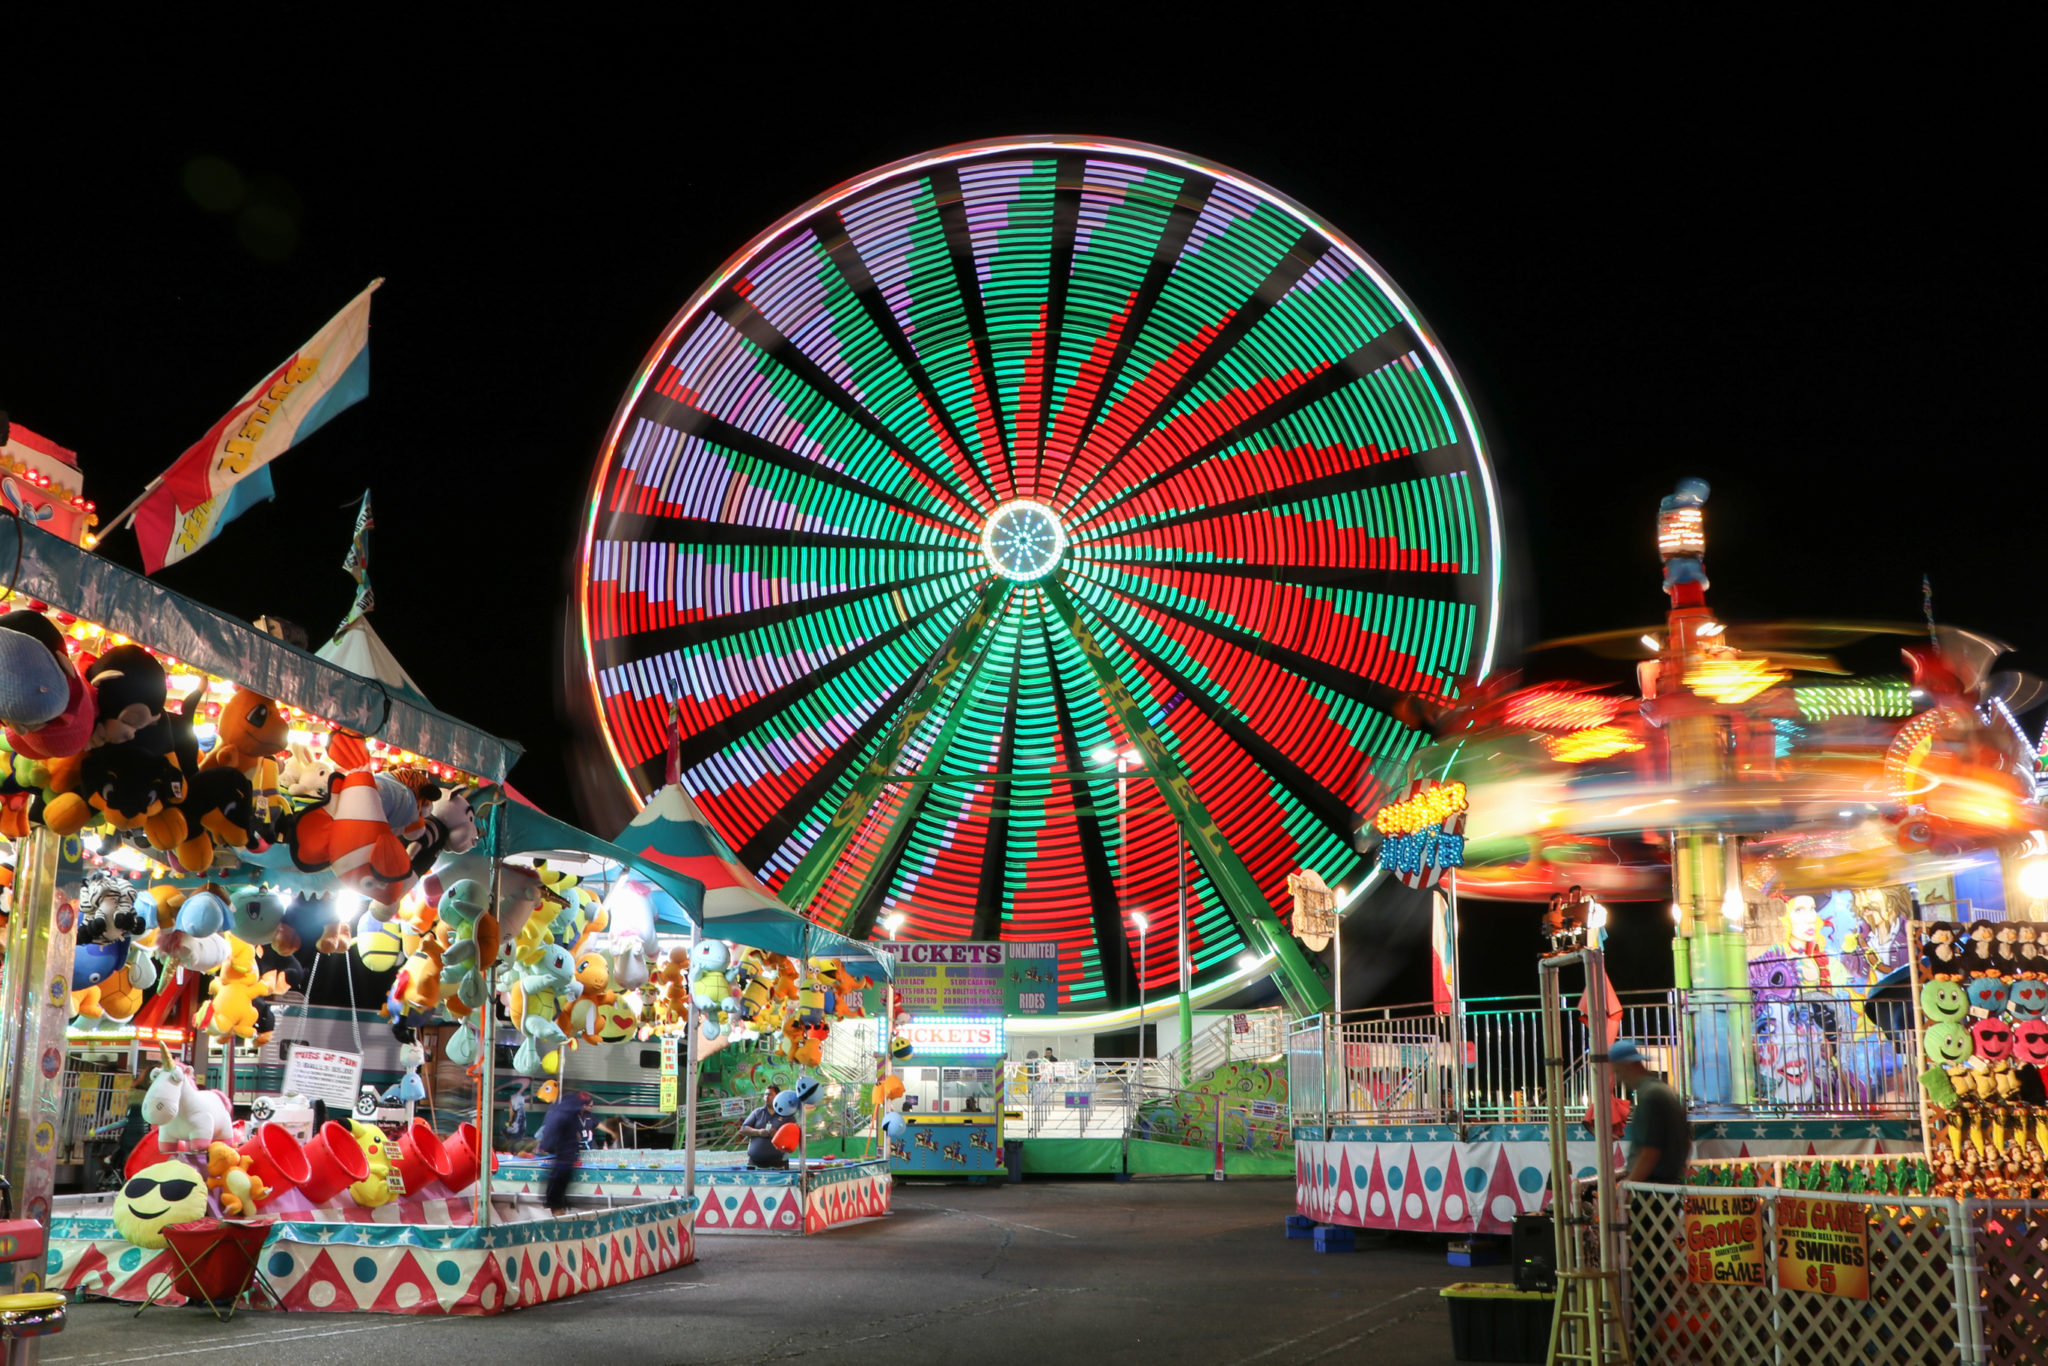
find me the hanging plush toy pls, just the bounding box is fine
[202,689,290,836]
[691,940,738,1038]
[0,611,94,760]
[86,645,170,751]
[196,935,270,1041]
[508,943,580,1075]
[288,732,418,905]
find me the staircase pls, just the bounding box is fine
[1150,1008,1286,1085]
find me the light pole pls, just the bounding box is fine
[1131,912,1149,1087]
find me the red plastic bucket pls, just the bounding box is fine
[392,1118,450,1196]
[296,1121,369,1206]
[438,1121,482,1193]
[236,1123,310,1202]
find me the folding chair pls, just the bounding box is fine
[137,1218,278,1322]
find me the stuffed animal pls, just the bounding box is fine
[197,936,270,1041]
[278,739,334,800]
[202,688,289,833]
[86,645,170,751]
[509,943,580,1075]
[142,1048,236,1151]
[0,611,94,760]
[40,744,185,841]
[288,733,417,904]
[204,1140,269,1216]
[168,765,256,872]
[346,1119,399,1207]
[0,614,75,737]
[93,943,157,1023]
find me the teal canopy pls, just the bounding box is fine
[5,521,520,779]
[488,794,889,975]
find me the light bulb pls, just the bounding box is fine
[1721,887,1746,926]
[2020,858,2048,900]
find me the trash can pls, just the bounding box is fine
[0,1291,67,1366]
[1003,1139,1024,1183]
[1440,1283,1552,1363]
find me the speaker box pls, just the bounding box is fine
[1512,1211,1556,1293]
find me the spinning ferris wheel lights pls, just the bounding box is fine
[577,138,1505,1010]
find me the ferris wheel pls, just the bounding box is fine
[577,138,1502,1013]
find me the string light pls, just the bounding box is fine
[1544,726,1645,764]
[1684,656,1786,704]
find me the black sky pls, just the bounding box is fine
[6,41,2041,998]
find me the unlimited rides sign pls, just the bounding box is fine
[1373,782,1467,891]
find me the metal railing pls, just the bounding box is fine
[1294,984,1920,1127]
[1002,1060,1143,1138]
[1148,1007,1286,1084]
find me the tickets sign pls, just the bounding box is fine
[1774,1196,1870,1299]
[870,940,1060,1015]
[1683,1193,1766,1287]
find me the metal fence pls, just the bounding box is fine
[1002,1060,1142,1138]
[1621,1180,2045,1366]
[1294,985,1921,1126]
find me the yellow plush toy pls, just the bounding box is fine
[197,936,269,1041]
[346,1119,399,1207]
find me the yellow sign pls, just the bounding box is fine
[1774,1196,1869,1299]
[1683,1193,1765,1287]
[1373,783,1468,835]
[659,1076,678,1110]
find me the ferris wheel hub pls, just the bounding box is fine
[980,500,1067,582]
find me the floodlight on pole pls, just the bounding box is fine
[882,912,906,939]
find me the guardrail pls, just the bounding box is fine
[1291,985,1921,1127]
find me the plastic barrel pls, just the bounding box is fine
[296,1121,370,1206]
[438,1121,482,1193]
[236,1124,311,1202]
[392,1118,451,1195]
[124,1129,164,1180]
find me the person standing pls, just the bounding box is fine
[1610,1040,1690,1183]
[538,1090,593,1216]
[739,1085,787,1170]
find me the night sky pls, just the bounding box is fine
[8,55,2038,1007]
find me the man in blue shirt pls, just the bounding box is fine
[538,1091,593,1216]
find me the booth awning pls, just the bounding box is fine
[491,790,889,975]
[5,521,520,779]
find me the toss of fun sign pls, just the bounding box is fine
[1683,1193,1765,1287]
[1774,1196,1870,1300]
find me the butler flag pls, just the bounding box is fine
[131,280,378,573]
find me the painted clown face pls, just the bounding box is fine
[114,1160,209,1248]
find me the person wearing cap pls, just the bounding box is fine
[1609,1039,1690,1184]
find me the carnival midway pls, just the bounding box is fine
[0,136,2041,1366]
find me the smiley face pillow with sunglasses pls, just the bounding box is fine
[113,1159,210,1248]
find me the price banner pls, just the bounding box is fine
[869,941,1060,1015]
[660,1037,679,1078]
[659,1076,678,1110]
[1774,1196,1869,1299]
[1683,1193,1766,1287]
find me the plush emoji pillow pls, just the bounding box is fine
[114,1159,210,1248]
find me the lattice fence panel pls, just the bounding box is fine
[1629,1186,1778,1366]
[1628,1185,1964,1366]
[1775,1198,1959,1366]
[1970,1200,2048,1366]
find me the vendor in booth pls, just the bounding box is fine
[741,1084,787,1170]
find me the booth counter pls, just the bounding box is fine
[493,1150,891,1236]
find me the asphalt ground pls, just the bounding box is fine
[48,1179,1504,1366]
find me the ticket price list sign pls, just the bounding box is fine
[1683,1193,1765,1287]
[659,1036,679,1111]
[872,941,1060,1015]
[1775,1196,1869,1299]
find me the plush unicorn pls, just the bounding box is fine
[142,1048,236,1151]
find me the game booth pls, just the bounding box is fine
[0,521,854,1313]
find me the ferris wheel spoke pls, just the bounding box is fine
[817,217,1002,515]
[1033,168,1215,502]
[1071,555,1475,606]
[926,163,1022,499]
[633,389,984,537]
[1006,153,1085,503]
[1066,324,1426,528]
[586,562,981,668]
[1031,610,1136,1004]
[1066,565,1444,717]
[1066,582,1378,841]
[1050,226,1325,512]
